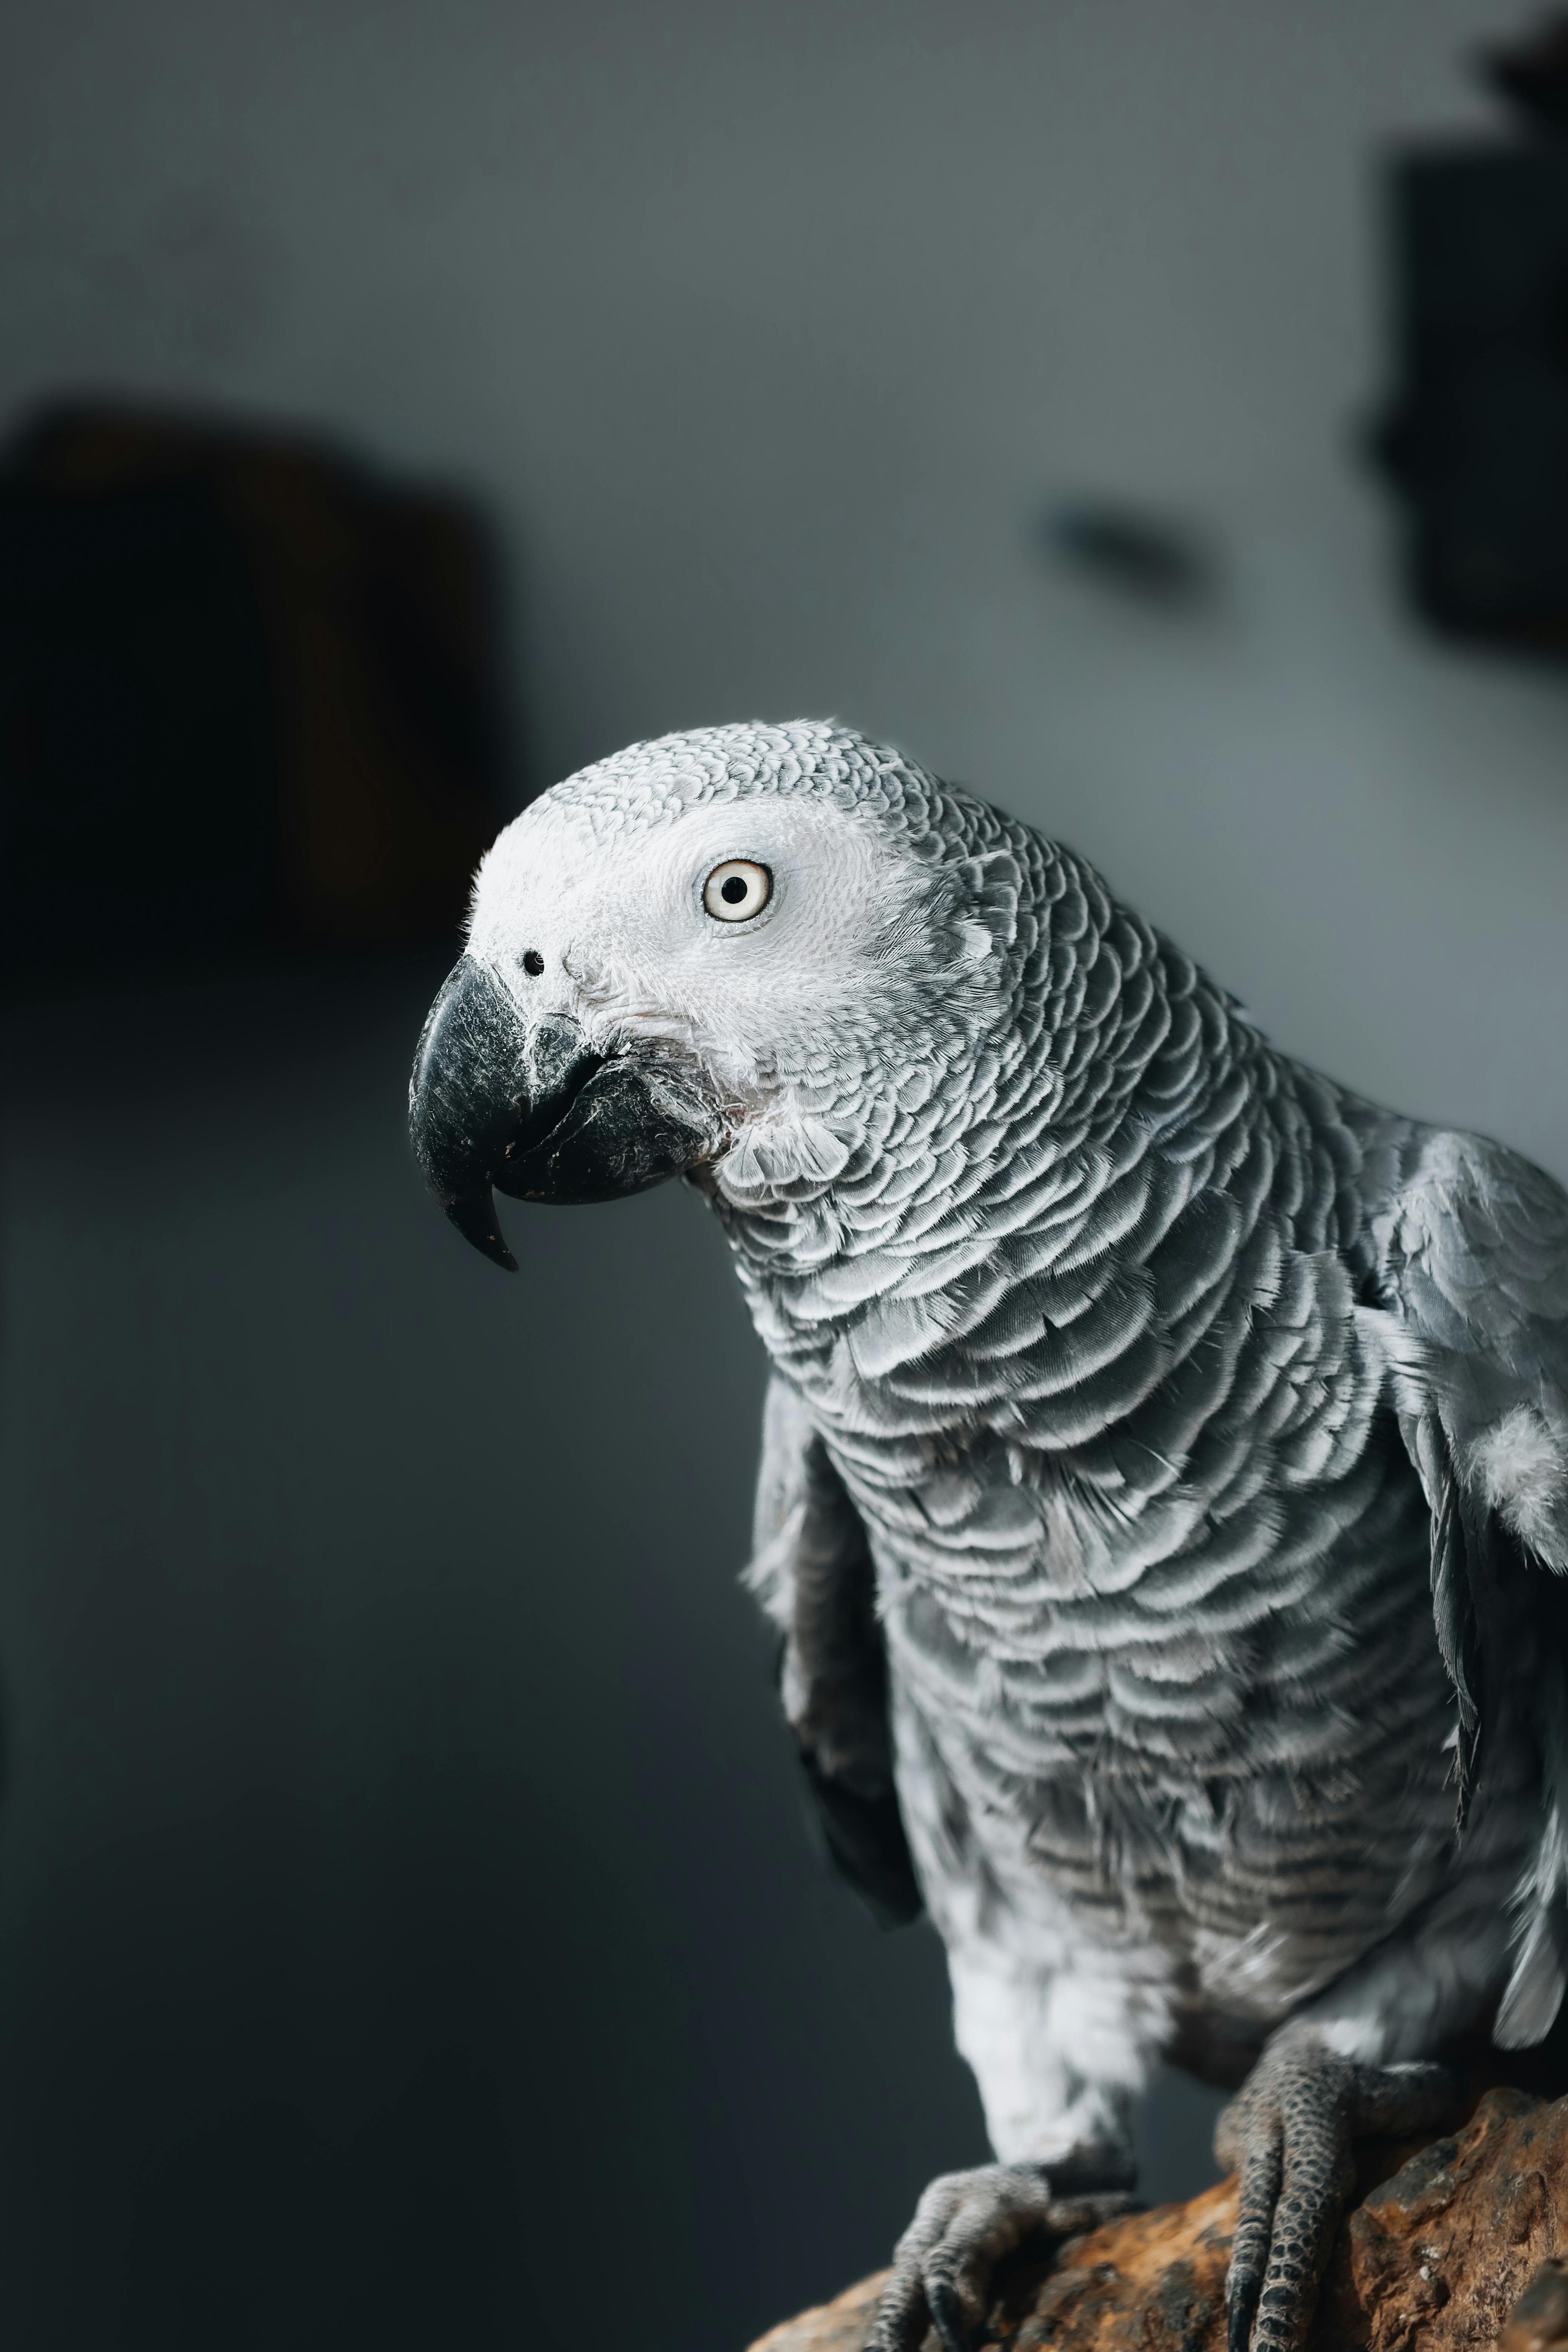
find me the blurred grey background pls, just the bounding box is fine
[2,2,1566,2347]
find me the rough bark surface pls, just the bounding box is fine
[748,2090,1568,2352]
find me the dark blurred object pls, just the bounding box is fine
[1371,21,1568,654]
[0,404,516,978]
[1039,499,1218,608]
[1484,11,1568,136]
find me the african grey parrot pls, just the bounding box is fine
[407,721,1568,2352]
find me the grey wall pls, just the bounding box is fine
[2,3,1566,2347]
[3,0,1564,1172]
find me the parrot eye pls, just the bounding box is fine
[703,859,772,923]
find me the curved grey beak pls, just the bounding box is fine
[408,956,712,1270]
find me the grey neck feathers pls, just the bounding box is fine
[704,827,1278,1458]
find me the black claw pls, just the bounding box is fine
[1228,2280,1260,2352]
[926,2280,972,2352]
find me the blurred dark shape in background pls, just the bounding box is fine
[1373,15,1568,654]
[1039,499,1220,609]
[1485,7,1568,130]
[0,404,516,982]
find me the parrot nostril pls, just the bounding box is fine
[522,950,545,976]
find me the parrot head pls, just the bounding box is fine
[409,721,1023,1270]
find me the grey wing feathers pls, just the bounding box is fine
[746,1376,922,1927]
[1372,1125,1568,2043]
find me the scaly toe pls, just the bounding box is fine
[1218,2037,1461,2352]
[864,2160,1132,2352]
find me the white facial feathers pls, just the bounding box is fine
[462,725,1011,1182]
[472,787,916,1047]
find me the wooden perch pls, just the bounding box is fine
[750,2089,1568,2352]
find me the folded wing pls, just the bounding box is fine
[1372,1126,1568,2044]
[746,1375,923,1928]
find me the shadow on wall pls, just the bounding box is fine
[0,400,527,988]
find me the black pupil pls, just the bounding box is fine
[721,875,749,904]
[522,949,544,975]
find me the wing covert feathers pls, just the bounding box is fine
[1377,1129,1568,2042]
[745,1375,923,1928]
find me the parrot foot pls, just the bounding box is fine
[862,2156,1136,2352]
[1217,2032,1460,2352]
